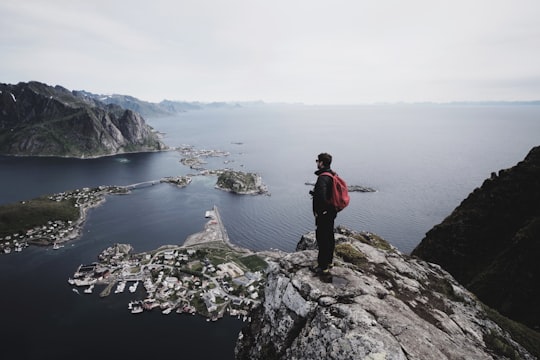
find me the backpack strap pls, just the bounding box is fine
[318,172,335,205]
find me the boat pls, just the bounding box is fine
[162,307,173,315]
[129,300,144,313]
[84,284,95,294]
[114,281,126,293]
[131,303,144,314]
[53,243,64,250]
[131,307,143,314]
[128,281,139,293]
[72,288,80,295]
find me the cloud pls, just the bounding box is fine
[1,0,539,103]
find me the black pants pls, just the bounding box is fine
[316,212,336,269]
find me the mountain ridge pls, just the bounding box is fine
[0,81,165,158]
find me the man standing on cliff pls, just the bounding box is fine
[310,152,337,275]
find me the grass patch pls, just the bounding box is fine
[191,295,208,316]
[482,304,540,359]
[0,197,79,238]
[206,248,232,265]
[238,255,268,272]
[335,243,367,267]
[483,330,521,360]
[352,233,393,251]
[426,273,465,303]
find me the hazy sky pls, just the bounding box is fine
[1,0,539,104]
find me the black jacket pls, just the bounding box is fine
[312,167,336,216]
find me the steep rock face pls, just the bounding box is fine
[412,146,540,329]
[0,81,165,157]
[236,228,535,360]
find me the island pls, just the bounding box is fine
[216,170,269,195]
[160,176,192,187]
[177,145,230,170]
[68,206,270,321]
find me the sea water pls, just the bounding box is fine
[0,104,539,359]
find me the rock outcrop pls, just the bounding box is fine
[412,146,540,330]
[0,81,165,157]
[235,227,537,360]
[216,170,269,195]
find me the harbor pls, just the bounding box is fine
[68,206,267,321]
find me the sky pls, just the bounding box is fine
[1,0,539,104]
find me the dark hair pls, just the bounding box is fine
[317,153,332,167]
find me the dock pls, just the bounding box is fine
[182,206,248,254]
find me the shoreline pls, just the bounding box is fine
[1,186,120,253]
[0,147,171,160]
[68,206,266,321]
[1,165,269,254]
[53,196,107,245]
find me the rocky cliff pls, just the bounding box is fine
[412,146,540,330]
[0,81,165,157]
[235,227,538,359]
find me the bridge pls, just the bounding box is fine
[124,180,161,190]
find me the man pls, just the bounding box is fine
[310,152,337,275]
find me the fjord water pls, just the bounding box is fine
[1,104,539,359]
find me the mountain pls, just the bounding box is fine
[0,81,165,158]
[76,91,245,118]
[412,146,540,330]
[73,91,174,118]
[235,227,539,359]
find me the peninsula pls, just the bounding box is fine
[0,186,129,253]
[68,206,269,321]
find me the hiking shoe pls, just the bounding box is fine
[310,266,330,276]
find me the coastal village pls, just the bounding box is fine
[68,206,267,321]
[0,185,128,254]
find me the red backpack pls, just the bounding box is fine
[320,172,350,212]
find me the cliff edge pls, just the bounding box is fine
[235,227,537,359]
[412,146,540,330]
